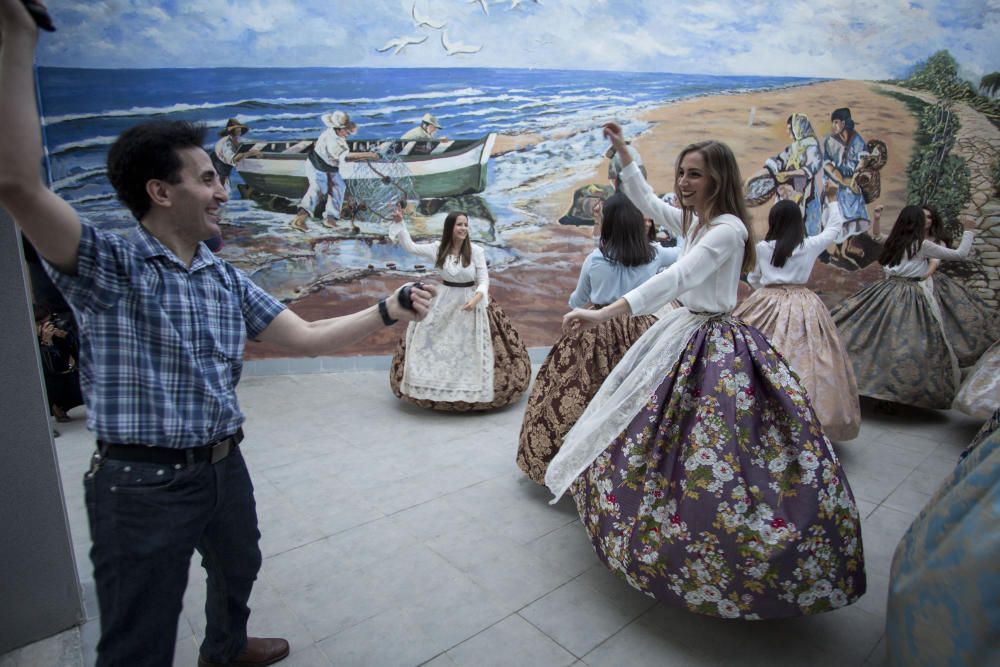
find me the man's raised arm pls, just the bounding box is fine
[0,0,81,274]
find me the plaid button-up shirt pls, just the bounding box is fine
[44,223,285,448]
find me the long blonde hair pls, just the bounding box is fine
[675,140,756,274]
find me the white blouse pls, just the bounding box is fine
[883,231,974,278]
[389,222,489,300]
[618,161,748,315]
[748,203,846,288]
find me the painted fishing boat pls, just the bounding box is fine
[235,134,497,200]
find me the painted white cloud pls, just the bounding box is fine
[37,0,1000,79]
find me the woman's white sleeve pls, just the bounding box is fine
[920,232,974,261]
[389,222,438,260]
[619,162,685,237]
[624,223,743,315]
[473,245,490,302]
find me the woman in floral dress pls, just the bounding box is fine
[547,124,866,620]
[516,193,682,484]
[388,208,529,410]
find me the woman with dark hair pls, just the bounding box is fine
[734,187,860,440]
[830,206,976,408]
[922,205,1000,369]
[545,124,865,620]
[388,208,530,410]
[516,193,683,484]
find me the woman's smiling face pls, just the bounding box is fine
[676,150,711,213]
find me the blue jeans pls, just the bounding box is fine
[85,447,261,667]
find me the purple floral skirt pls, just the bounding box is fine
[570,316,866,619]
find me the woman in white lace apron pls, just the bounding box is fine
[547,125,865,620]
[830,206,977,408]
[388,209,530,410]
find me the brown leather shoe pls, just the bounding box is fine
[198,637,290,666]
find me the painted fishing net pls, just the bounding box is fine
[342,144,418,222]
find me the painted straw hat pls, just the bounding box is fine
[322,111,352,129]
[219,118,250,137]
[421,113,443,128]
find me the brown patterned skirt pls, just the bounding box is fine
[931,274,1000,369]
[734,285,860,441]
[389,299,530,411]
[516,312,657,484]
[830,277,958,409]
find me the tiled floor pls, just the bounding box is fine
[1,367,986,666]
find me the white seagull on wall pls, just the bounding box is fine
[469,0,489,16]
[510,0,542,7]
[376,34,429,55]
[412,3,446,29]
[441,30,482,55]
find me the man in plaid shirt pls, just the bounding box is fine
[0,3,433,666]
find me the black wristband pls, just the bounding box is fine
[378,298,397,326]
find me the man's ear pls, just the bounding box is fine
[146,179,172,209]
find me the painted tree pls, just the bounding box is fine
[980,72,1000,98]
[905,100,971,236]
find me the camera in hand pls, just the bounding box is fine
[397,281,425,312]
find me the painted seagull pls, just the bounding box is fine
[469,0,489,16]
[376,34,429,55]
[441,30,482,55]
[412,2,446,29]
[510,0,542,6]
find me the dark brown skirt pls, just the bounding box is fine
[516,312,657,484]
[932,274,1000,369]
[830,277,958,409]
[389,299,530,411]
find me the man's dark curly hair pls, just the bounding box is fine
[106,120,207,220]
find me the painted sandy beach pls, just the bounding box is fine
[247,78,917,358]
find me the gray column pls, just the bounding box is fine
[0,210,83,653]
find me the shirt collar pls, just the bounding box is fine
[132,224,218,272]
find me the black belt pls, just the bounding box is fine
[97,428,244,465]
[443,280,475,288]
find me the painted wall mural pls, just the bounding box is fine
[33,1,1000,359]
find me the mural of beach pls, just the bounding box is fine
[32,1,1000,358]
[39,66,819,355]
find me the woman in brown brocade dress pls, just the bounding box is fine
[830,206,978,409]
[516,193,682,483]
[387,207,530,411]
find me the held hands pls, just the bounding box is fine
[461,292,483,311]
[562,307,606,335]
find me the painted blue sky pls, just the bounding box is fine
[38,0,1000,78]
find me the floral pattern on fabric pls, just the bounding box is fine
[517,312,657,484]
[570,317,866,620]
[390,299,530,411]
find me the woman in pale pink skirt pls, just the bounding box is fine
[734,190,860,440]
